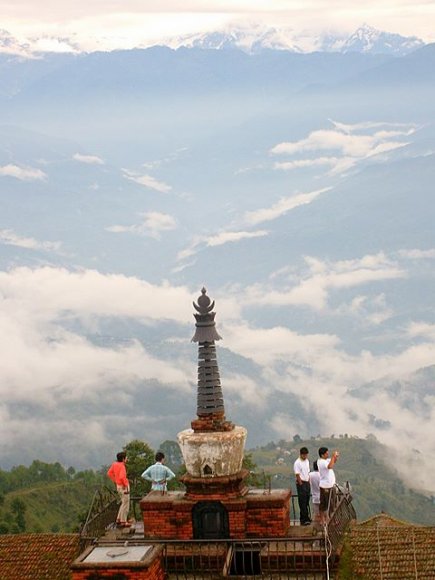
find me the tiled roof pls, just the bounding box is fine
[345,515,435,579]
[357,512,416,528]
[0,533,81,580]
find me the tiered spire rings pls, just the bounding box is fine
[192,287,224,417]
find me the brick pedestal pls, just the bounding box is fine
[140,488,292,540]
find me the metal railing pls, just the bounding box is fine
[80,486,119,542]
[96,537,330,579]
[325,483,356,554]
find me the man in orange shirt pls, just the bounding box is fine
[107,451,131,527]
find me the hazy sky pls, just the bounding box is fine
[2,0,435,51]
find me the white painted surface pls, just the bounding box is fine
[83,545,152,563]
[177,426,247,477]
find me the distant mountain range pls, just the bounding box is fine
[0,23,426,58]
[173,23,425,56]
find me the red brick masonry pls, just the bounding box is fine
[140,489,291,539]
[180,469,249,499]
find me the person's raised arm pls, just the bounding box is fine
[328,451,339,469]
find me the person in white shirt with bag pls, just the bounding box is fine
[317,446,339,524]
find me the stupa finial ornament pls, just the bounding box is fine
[192,287,222,343]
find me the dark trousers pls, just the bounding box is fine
[296,481,311,524]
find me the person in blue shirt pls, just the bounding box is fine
[141,451,176,492]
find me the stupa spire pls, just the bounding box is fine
[191,287,233,432]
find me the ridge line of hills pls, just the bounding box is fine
[1,42,434,103]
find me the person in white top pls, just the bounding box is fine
[318,447,339,523]
[309,460,321,521]
[293,447,311,525]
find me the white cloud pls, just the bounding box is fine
[270,121,416,176]
[399,248,435,259]
[407,322,435,340]
[243,188,330,226]
[273,156,359,176]
[271,128,413,158]
[326,156,358,175]
[271,130,375,157]
[330,293,394,326]
[122,169,172,193]
[224,373,268,408]
[0,164,47,181]
[242,253,405,310]
[0,229,62,252]
[329,120,417,134]
[142,147,189,170]
[224,322,340,366]
[73,152,105,165]
[365,140,409,158]
[107,211,177,239]
[175,229,270,266]
[206,230,268,247]
[274,157,339,171]
[176,243,200,263]
[0,266,195,323]
[32,36,79,53]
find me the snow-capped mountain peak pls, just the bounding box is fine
[340,23,425,55]
[170,22,425,57]
[169,23,302,54]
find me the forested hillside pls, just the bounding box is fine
[0,435,433,534]
[0,439,173,534]
[0,461,105,534]
[250,435,435,525]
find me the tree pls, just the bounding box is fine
[0,521,9,534]
[67,466,76,479]
[11,497,26,532]
[123,439,155,497]
[243,453,261,487]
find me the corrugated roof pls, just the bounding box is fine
[0,533,81,580]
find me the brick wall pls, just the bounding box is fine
[141,490,292,540]
[141,495,193,539]
[245,491,291,538]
